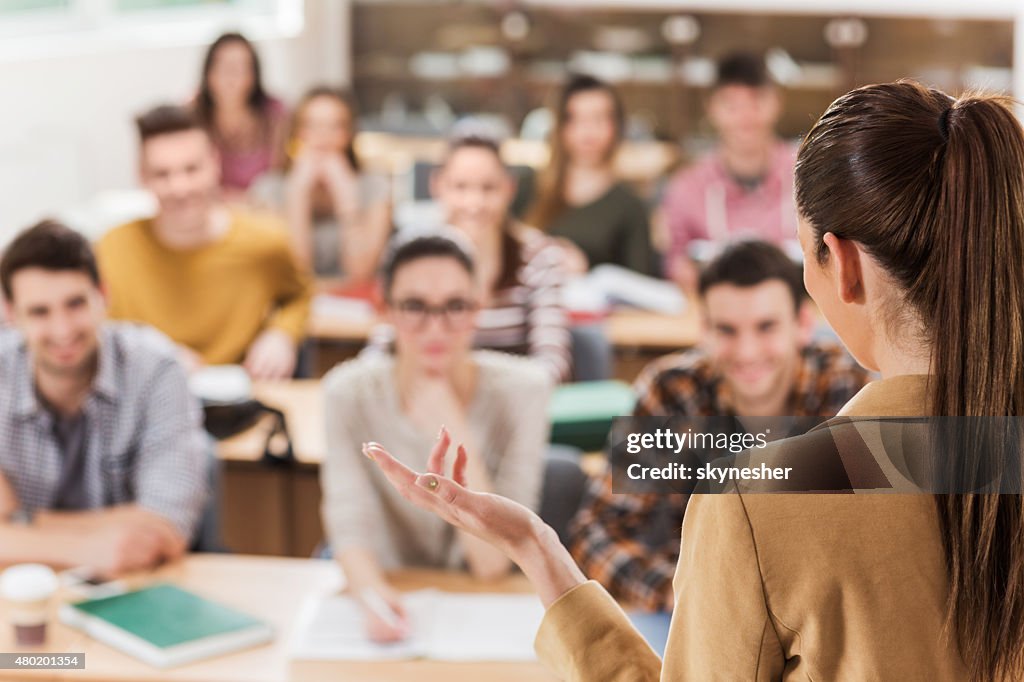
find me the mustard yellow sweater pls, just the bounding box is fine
[97,210,312,365]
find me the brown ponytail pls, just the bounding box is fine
[795,81,1024,681]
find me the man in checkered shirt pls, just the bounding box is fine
[568,241,870,611]
[0,221,207,575]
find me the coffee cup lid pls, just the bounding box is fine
[0,564,58,602]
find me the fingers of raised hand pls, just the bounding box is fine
[364,443,459,520]
[363,442,417,487]
[452,445,468,487]
[426,426,451,476]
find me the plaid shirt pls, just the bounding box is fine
[568,343,870,611]
[0,323,208,538]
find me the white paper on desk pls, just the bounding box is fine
[562,264,687,315]
[417,592,543,661]
[289,590,543,662]
[311,294,375,321]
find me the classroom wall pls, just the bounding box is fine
[0,0,351,246]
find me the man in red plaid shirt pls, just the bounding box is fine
[568,241,869,611]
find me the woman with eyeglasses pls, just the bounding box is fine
[320,234,551,644]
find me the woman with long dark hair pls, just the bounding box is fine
[528,74,654,275]
[363,81,1024,680]
[194,32,287,194]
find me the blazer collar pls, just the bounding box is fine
[837,374,930,418]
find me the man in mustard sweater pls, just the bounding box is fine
[97,105,312,379]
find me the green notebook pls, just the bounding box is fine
[549,380,636,451]
[59,583,274,668]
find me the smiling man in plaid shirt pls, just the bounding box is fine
[0,221,208,576]
[568,241,869,611]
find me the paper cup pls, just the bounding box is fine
[1,564,58,646]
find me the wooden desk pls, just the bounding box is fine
[0,556,555,682]
[306,313,375,345]
[605,308,702,351]
[308,307,702,352]
[216,383,326,557]
[0,555,336,682]
[217,381,326,465]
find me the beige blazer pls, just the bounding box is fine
[535,375,970,680]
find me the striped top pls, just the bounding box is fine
[369,225,572,383]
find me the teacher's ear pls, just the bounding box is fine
[822,232,865,305]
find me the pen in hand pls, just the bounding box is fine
[359,588,409,642]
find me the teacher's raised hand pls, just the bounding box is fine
[362,429,587,608]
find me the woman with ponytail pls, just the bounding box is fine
[361,80,1024,681]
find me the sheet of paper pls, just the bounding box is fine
[420,592,544,662]
[562,264,688,315]
[289,590,544,662]
[288,592,425,660]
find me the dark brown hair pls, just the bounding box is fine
[714,51,772,91]
[527,74,625,230]
[438,134,523,291]
[796,80,1024,681]
[285,86,360,171]
[698,240,804,312]
[382,234,474,299]
[195,32,271,131]
[1,220,100,301]
[135,104,206,143]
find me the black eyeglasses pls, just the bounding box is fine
[390,297,478,329]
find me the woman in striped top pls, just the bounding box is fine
[369,136,572,381]
[429,134,571,382]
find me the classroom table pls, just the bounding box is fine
[308,306,701,353]
[215,382,325,557]
[0,555,557,682]
[217,381,325,465]
[306,304,702,382]
[604,307,701,351]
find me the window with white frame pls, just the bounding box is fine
[0,0,297,41]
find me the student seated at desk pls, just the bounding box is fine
[0,221,207,575]
[320,235,551,642]
[192,32,288,197]
[570,241,868,610]
[661,52,797,293]
[370,133,572,383]
[96,104,313,380]
[527,74,654,276]
[250,86,391,281]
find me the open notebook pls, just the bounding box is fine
[289,590,544,662]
